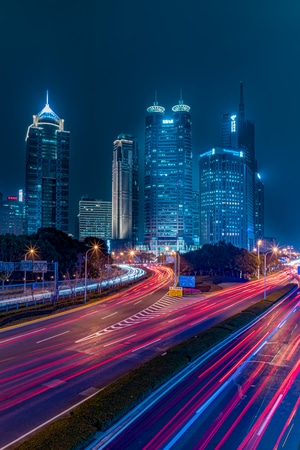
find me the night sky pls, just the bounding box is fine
[1,1,299,248]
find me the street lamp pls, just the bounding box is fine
[84,244,99,304]
[129,250,135,263]
[24,247,37,294]
[257,239,262,279]
[263,246,278,299]
[171,250,180,287]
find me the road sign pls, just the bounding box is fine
[179,275,195,288]
[169,286,183,297]
[166,256,175,263]
[33,261,48,273]
[21,260,33,271]
[0,262,14,272]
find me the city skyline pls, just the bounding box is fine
[0,2,299,247]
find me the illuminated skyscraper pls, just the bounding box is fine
[144,96,193,254]
[112,134,139,245]
[78,197,112,242]
[254,172,264,239]
[0,190,24,235]
[199,147,246,248]
[25,93,70,235]
[221,112,238,148]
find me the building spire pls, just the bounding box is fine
[147,90,165,114]
[46,89,49,106]
[172,90,190,113]
[239,81,245,125]
[179,88,183,105]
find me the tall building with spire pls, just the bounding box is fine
[238,81,264,243]
[25,93,70,235]
[112,133,139,245]
[200,82,263,251]
[144,94,193,254]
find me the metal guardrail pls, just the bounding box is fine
[0,265,146,311]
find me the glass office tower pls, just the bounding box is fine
[199,147,246,249]
[25,94,70,235]
[112,134,139,245]
[78,197,112,242]
[144,97,193,254]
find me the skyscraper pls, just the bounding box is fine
[238,81,260,248]
[207,82,258,250]
[25,93,70,235]
[78,197,112,242]
[221,113,238,148]
[199,147,246,248]
[144,95,193,254]
[254,172,264,240]
[0,190,24,235]
[112,134,139,245]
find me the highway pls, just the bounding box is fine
[0,264,146,307]
[93,288,300,450]
[0,266,294,449]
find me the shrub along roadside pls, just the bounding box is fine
[16,283,297,450]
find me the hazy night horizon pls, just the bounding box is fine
[1,1,299,247]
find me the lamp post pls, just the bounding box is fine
[84,244,99,304]
[24,247,36,294]
[171,251,180,287]
[257,239,262,279]
[263,246,278,299]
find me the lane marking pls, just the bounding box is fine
[102,312,118,320]
[36,331,70,343]
[0,328,46,344]
[103,334,136,347]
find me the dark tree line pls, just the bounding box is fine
[181,241,259,278]
[0,228,108,281]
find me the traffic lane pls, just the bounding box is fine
[99,293,299,450]
[181,309,300,449]
[0,285,295,425]
[0,274,296,446]
[0,275,171,354]
[2,284,296,414]
[0,265,172,339]
[0,267,289,356]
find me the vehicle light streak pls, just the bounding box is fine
[99,290,299,450]
[237,359,300,449]
[273,396,300,449]
[131,338,161,352]
[257,394,283,436]
[0,328,46,345]
[0,269,296,449]
[103,334,136,347]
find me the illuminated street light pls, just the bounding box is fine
[263,246,278,299]
[24,247,37,294]
[257,239,262,279]
[84,244,99,304]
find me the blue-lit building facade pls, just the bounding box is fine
[199,82,263,250]
[112,134,139,245]
[144,98,193,254]
[78,197,112,242]
[199,147,247,248]
[0,190,24,235]
[25,95,70,235]
[254,172,264,239]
